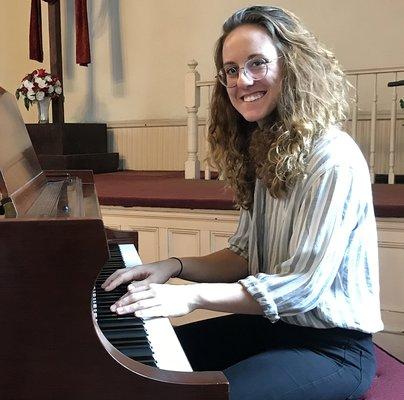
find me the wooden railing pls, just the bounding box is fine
[345,67,404,183]
[185,61,404,183]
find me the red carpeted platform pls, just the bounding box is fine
[372,184,404,218]
[361,345,404,400]
[94,170,235,210]
[94,171,404,217]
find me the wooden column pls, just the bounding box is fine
[185,60,200,179]
[48,1,64,123]
[369,73,377,183]
[388,73,398,184]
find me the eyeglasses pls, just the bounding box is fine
[217,57,278,88]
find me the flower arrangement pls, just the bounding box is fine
[15,68,62,110]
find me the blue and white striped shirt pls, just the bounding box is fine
[229,127,384,333]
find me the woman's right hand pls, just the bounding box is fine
[101,258,181,292]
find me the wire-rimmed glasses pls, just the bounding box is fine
[217,56,278,88]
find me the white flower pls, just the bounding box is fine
[16,69,62,110]
[36,91,45,101]
[27,90,36,101]
[23,80,34,90]
[35,77,47,88]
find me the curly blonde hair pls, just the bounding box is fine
[208,6,350,209]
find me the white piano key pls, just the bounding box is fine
[119,243,142,267]
[144,317,192,372]
[118,243,193,372]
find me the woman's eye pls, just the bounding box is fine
[225,66,239,76]
[251,58,268,67]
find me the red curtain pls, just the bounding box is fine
[29,0,91,66]
[29,0,43,62]
[75,0,91,66]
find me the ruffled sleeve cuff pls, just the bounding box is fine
[228,243,249,260]
[239,276,280,322]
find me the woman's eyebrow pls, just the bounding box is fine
[222,53,266,66]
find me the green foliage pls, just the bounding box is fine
[24,97,30,111]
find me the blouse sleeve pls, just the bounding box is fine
[239,166,363,322]
[228,208,251,260]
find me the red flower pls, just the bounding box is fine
[36,68,47,78]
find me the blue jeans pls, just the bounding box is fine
[175,314,375,400]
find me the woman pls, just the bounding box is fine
[102,6,383,400]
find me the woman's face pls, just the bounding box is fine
[222,24,283,123]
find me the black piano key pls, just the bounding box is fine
[108,338,150,346]
[103,328,146,341]
[118,346,154,360]
[98,320,144,329]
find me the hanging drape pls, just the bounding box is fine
[29,0,91,66]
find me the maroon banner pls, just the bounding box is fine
[75,0,91,66]
[29,0,91,66]
[29,0,43,62]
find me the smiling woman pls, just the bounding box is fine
[102,6,383,400]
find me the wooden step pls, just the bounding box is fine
[38,153,119,173]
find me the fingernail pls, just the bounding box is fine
[110,304,116,312]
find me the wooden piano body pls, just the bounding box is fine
[0,88,229,399]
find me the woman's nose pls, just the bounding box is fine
[237,68,254,87]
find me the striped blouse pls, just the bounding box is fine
[229,126,384,333]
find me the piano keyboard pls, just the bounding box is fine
[93,243,192,372]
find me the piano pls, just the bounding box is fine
[0,87,229,399]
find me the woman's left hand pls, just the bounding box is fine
[110,283,198,318]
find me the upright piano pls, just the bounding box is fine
[0,88,229,399]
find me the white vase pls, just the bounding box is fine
[36,97,51,124]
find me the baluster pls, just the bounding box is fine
[369,74,378,183]
[351,74,359,141]
[185,60,201,179]
[204,85,212,180]
[388,72,398,184]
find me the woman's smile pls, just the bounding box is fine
[241,91,267,102]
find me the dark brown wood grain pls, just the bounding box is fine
[0,216,228,399]
[48,1,64,123]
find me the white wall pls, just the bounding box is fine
[1,0,404,123]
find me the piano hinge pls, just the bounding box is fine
[0,197,17,218]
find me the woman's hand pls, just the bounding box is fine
[101,259,180,292]
[110,281,264,318]
[111,283,198,318]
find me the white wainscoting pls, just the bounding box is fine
[374,218,404,360]
[107,120,208,171]
[101,206,404,360]
[101,206,239,263]
[107,116,404,175]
